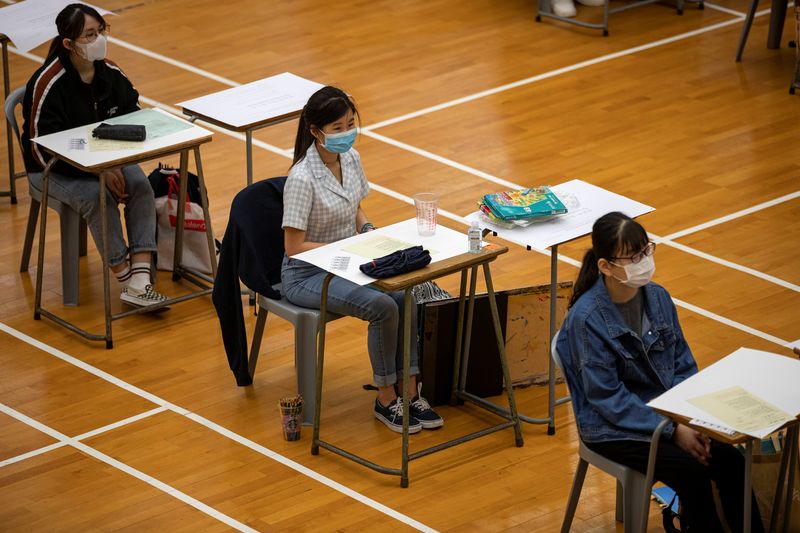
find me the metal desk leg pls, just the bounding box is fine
[401,288,412,488]
[767,0,789,48]
[246,129,254,187]
[311,273,334,456]
[547,244,558,435]
[450,270,468,406]
[193,146,217,277]
[782,427,798,533]
[99,171,113,349]
[172,151,190,280]
[745,439,753,533]
[33,159,57,320]
[457,267,479,395]
[2,39,18,204]
[770,426,795,532]
[483,263,524,447]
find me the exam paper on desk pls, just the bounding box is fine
[647,348,800,440]
[688,386,794,438]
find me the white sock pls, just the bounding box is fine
[128,262,152,293]
[114,263,132,286]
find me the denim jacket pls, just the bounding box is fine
[556,276,697,443]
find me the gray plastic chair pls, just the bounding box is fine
[250,285,341,426]
[6,86,87,306]
[552,329,670,533]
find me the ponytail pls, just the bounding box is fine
[569,248,599,308]
[45,36,63,63]
[291,108,316,168]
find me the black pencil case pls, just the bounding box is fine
[92,123,146,142]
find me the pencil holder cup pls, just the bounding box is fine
[278,397,303,441]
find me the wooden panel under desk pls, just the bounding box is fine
[370,243,508,292]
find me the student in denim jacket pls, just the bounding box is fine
[557,212,762,533]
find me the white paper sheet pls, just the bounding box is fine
[292,219,468,286]
[0,0,114,53]
[648,348,800,439]
[178,73,324,128]
[465,179,654,250]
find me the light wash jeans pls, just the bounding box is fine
[281,255,419,387]
[29,164,156,267]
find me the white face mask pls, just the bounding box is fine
[612,254,655,288]
[74,34,107,62]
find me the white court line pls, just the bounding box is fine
[363,130,520,190]
[653,237,800,292]
[0,406,166,468]
[108,37,240,88]
[671,298,790,347]
[664,190,800,240]
[0,402,258,533]
[703,2,747,18]
[0,441,67,468]
[0,323,438,533]
[362,17,746,131]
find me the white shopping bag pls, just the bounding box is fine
[154,174,213,274]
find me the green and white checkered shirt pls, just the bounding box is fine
[282,144,370,243]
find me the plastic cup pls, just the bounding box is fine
[278,401,302,441]
[413,193,439,236]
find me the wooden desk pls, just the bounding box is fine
[31,109,214,348]
[466,179,654,435]
[178,73,323,187]
[649,348,800,532]
[296,222,524,487]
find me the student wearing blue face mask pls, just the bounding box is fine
[281,86,442,434]
[557,212,762,533]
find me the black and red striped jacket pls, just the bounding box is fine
[22,48,140,177]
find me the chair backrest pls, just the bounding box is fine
[4,86,25,149]
[550,329,566,379]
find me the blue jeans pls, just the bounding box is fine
[281,255,419,387]
[29,165,157,267]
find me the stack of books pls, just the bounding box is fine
[478,186,567,228]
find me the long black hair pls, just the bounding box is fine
[568,212,649,308]
[291,86,358,167]
[45,3,107,62]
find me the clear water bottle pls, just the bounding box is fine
[468,220,482,253]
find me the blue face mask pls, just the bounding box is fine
[322,128,357,153]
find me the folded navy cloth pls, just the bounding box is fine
[92,123,146,142]
[359,245,432,279]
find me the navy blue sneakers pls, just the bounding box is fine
[409,383,444,429]
[374,398,422,434]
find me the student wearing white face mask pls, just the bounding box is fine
[281,86,443,434]
[556,212,763,532]
[22,3,167,308]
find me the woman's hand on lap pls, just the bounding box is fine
[673,423,712,466]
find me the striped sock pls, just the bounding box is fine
[128,262,152,293]
[114,263,132,286]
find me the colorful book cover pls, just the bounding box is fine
[481,186,567,221]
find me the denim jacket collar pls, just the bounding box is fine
[588,276,671,350]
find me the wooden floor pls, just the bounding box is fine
[1,0,798,531]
